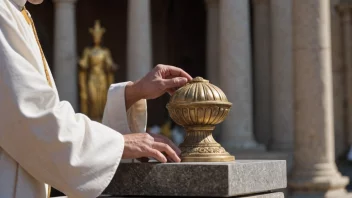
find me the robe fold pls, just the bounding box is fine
[0,0,147,197]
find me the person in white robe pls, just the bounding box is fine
[0,0,193,197]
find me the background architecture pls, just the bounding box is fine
[27,0,352,196]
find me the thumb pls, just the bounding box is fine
[163,77,188,89]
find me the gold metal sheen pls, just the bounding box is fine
[167,77,235,162]
[79,20,118,122]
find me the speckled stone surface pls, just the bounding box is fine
[56,192,284,198]
[103,160,286,197]
[244,192,284,198]
[98,192,284,198]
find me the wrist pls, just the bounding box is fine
[125,81,143,110]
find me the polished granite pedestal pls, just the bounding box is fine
[101,160,287,198]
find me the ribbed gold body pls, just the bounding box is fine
[167,77,235,162]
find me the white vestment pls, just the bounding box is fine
[0,0,147,197]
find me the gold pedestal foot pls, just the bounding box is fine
[181,152,235,162]
[179,127,235,162]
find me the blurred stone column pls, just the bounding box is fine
[205,0,222,138]
[337,4,352,150]
[331,0,347,158]
[205,0,219,86]
[289,0,350,197]
[127,0,152,81]
[270,0,294,152]
[53,0,78,110]
[219,0,263,151]
[252,0,272,146]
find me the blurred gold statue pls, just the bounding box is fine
[79,20,118,122]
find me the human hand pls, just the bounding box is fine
[125,65,192,109]
[122,133,181,163]
[148,132,181,162]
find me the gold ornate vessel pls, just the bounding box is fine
[166,77,235,162]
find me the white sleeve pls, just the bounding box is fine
[102,83,148,134]
[0,6,123,198]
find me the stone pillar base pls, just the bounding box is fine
[290,190,352,198]
[289,172,350,198]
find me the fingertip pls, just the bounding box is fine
[175,156,181,163]
[182,72,192,81]
[156,155,167,163]
[149,148,167,163]
[159,154,168,163]
[169,152,181,163]
[161,156,167,163]
[179,77,188,85]
[181,74,192,82]
[177,68,192,80]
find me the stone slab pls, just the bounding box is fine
[233,151,293,172]
[103,160,287,197]
[97,192,284,198]
[244,192,284,198]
